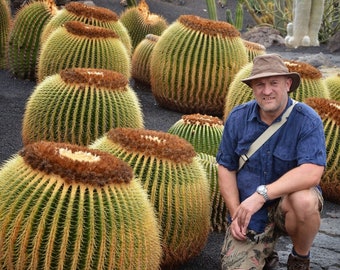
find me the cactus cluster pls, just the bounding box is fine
[305,97,340,204]
[0,0,10,69]
[8,1,56,80]
[90,128,211,267]
[150,14,248,116]
[41,2,132,54]
[37,21,131,82]
[22,68,144,146]
[0,141,162,269]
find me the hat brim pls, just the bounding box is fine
[241,72,301,93]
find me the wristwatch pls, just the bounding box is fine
[256,185,269,201]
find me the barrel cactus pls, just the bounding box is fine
[167,113,224,156]
[22,68,144,146]
[197,152,229,232]
[305,98,340,204]
[150,14,248,116]
[8,1,56,80]
[0,141,162,269]
[324,73,340,101]
[120,0,168,50]
[242,39,266,61]
[223,58,330,120]
[90,128,211,267]
[37,20,130,82]
[0,0,10,69]
[131,34,159,86]
[41,1,132,54]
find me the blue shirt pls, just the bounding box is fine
[216,98,326,233]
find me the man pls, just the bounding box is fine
[216,54,326,270]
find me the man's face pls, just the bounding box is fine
[251,75,292,117]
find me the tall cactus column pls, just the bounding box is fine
[90,128,211,267]
[150,15,248,116]
[0,141,162,269]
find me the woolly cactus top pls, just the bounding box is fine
[107,128,196,163]
[64,21,118,38]
[243,40,266,52]
[178,15,240,38]
[305,98,340,125]
[19,141,133,186]
[285,60,322,80]
[65,2,119,22]
[145,34,160,42]
[182,114,223,127]
[60,68,128,89]
[136,0,166,25]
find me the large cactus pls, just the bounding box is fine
[90,128,211,267]
[324,73,340,101]
[7,1,56,80]
[131,34,159,86]
[0,141,162,269]
[120,0,168,50]
[37,21,130,82]
[223,58,330,120]
[22,68,144,146]
[41,2,132,54]
[167,113,224,157]
[197,152,229,232]
[305,97,340,204]
[0,0,10,69]
[150,14,248,117]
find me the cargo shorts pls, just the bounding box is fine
[220,187,323,270]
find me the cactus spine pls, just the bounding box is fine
[22,68,144,146]
[305,98,340,204]
[37,21,131,82]
[41,2,132,55]
[0,141,162,269]
[0,0,10,69]
[90,128,211,267]
[8,1,56,80]
[150,15,248,116]
[168,113,224,156]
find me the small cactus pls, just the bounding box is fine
[305,98,340,204]
[8,1,56,80]
[168,113,224,156]
[37,20,131,82]
[150,14,248,116]
[120,0,168,50]
[22,68,144,146]
[324,73,340,101]
[41,2,132,54]
[90,128,211,267]
[0,0,11,69]
[0,141,162,269]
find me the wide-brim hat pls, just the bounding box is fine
[241,53,301,93]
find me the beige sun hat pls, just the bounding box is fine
[241,53,301,93]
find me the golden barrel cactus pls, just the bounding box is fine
[0,0,10,69]
[8,1,56,80]
[41,2,132,54]
[0,141,162,269]
[167,113,224,156]
[22,68,144,146]
[37,21,130,82]
[242,39,266,61]
[324,73,340,101]
[305,98,340,204]
[120,0,168,50]
[90,128,211,267]
[197,152,229,232]
[131,34,159,86]
[150,15,248,116]
[223,58,331,120]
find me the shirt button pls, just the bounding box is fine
[267,151,270,155]
[264,171,267,175]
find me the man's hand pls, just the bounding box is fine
[231,192,266,238]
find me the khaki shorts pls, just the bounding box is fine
[220,187,323,270]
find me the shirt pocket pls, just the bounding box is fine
[272,146,298,177]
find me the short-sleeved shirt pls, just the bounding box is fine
[216,98,326,233]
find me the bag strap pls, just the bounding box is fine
[238,100,298,171]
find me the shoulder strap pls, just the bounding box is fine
[238,100,298,171]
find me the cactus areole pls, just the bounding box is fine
[20,141,133,186]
